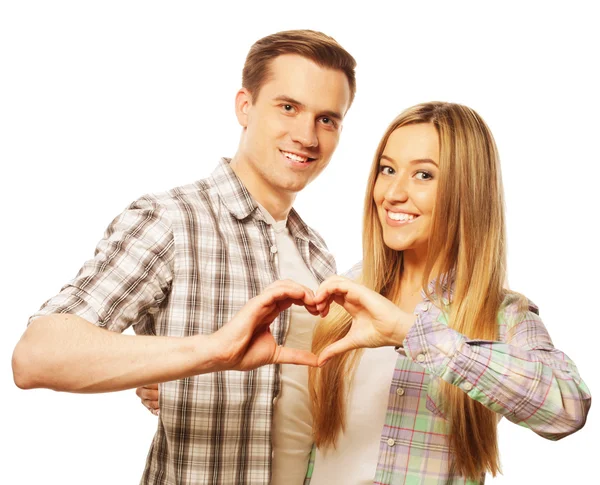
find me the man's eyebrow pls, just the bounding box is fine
[274,95,343,121]
[379,155,439,167]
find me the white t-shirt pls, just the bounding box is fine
[309,346,399,484]
[257,205,320,485]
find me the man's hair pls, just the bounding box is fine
[242,29,356,105]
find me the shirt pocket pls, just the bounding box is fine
[425,375,447,420]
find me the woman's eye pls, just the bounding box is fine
[379,165,395,175]
[415,171,433,180]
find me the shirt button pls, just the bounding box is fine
[462,382,473,392]
[416,353,426,363]
[387,438,395,447]
[396,387,405,396]
[270,245,278,254]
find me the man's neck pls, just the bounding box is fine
[229,155,295,221]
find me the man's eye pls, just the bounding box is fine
[283,104,293,112]
[320,117,338,128]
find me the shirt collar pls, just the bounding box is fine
[210,158,318,245]
[210,158,258,221]
[420,269,456,306]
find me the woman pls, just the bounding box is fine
[307,102,591,484]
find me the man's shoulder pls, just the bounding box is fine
[147,178,212,205]
[131,175,217,216]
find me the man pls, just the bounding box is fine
[12,30,356,484]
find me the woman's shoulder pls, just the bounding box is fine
[341,261,363,280]
[498,290,541,330]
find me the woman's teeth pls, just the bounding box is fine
[388,211,416,222]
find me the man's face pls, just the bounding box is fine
[236,54,351,197]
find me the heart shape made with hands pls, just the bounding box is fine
[312,275,413,366]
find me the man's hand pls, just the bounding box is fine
[135,279,319,415]
[314,275,416,365]
[213,279,320,371]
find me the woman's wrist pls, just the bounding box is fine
[389,311,416,346]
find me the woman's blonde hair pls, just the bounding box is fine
[310,102,506,479]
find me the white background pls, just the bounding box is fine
[1,1,598,484]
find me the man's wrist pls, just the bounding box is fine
[201,331,246,373]
[188,333,232,374]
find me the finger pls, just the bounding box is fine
[273,346,319,367]
[317,282,366,317]
[275,297,312,313]
[142,398,160,411]
[136,387,159,401]
[304,304,320,316]
[317,338,357,366]
[267,279,316,297]
[259,297,309,326]
[254,291,318,325]
[316,279,352,303]
[317,295,335,317]
[264,280,316,304]
[253,285,311,317]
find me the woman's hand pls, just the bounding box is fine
[137,383,160,415]
[314,275,415,365]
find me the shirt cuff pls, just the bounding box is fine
[403,313,465,377]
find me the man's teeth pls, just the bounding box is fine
[388,211,416,222]
[282,151,309,163]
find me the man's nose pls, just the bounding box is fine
[291,118,318,148]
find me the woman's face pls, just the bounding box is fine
[373,123,440,254]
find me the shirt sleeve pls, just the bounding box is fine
[403,299,591,440]
[29,196,175,333]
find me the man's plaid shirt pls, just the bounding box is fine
[31,158,336,484]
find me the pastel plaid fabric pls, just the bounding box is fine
[305,268,590,484]
[30,158,336,485]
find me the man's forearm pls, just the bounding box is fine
[12,314,223,393]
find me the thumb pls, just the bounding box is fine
[317,337,357,366]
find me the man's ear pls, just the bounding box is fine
[235,88,252,127]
